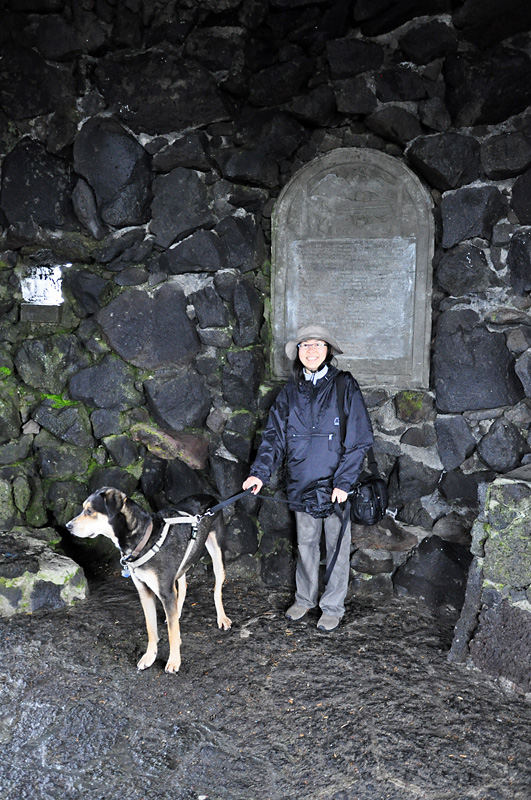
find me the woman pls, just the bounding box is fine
[243,324,374,632]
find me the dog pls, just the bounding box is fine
[66,486,231,674]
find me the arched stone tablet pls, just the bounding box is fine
[271,148,434,388]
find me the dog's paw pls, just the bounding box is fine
[164,657,181,674]
[137,651,157,671]
[218,615,232,630]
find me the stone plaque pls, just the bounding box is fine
[272,148,434,387]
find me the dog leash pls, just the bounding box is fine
[207,487,350,583]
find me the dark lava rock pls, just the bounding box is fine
[150,168,215,248]
[394,535,472,611]
[35,434,92,482]
[97,284,200,370]
[222,349,265,409]
[73,117,152,228]
[397,455,440,504]
[209,452,248,502]
[216,147,279,189]
[248,56,314,107]
[0,382,20,445]
[46,481,89,528]
[71,178,106,240]
[439,470,487,505]
[506,326,531,355]
[407,133,480,192]
[64,269,111,316]
[161,229,227,274]
[94,51,228,134]
[215,214,265,274]
[225,509,259,557]
[365,107,423,146]
[477,418,528,473]
[400,424,436,448]
[453,0,531,49]
[232,280,264,347]
[441,186,506,249]
[34,14,83,60]
[93,229,145,264]
[69,355,142,411]
[511,167,531,224]
[434,309,524,412]
[222,430,252,463]
[0,139,77,230]
[102,435,139,468]
[262,113,307,161]
[435,415,476,471]
[418,97,451,132]
[333,76,377,115]
[355,0,451,37]
[164,459,211,506]
[190,286,229,328]
[515,349,531,397]
[152,132,210,173]
[0,43,75,120]
[34,401,94,448]
[469,598,531,694]
[506,230,531,295]
[325,37,384,78]
[444,48,531,127]
[144,370,211,433]
[14,334,90,393]
[289,84,337,126]
[88,467,138,497]
[90,409,123,439]
[481,132,531,179]
[435,243,492,296]
[398,20,457,64]
[375,66,429,103]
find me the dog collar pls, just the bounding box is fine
[121,512,200,574]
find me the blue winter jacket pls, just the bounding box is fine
[250,366,374,510]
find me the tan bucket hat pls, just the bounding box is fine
[285,324,343,360]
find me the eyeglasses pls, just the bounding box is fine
[298,341,327,350]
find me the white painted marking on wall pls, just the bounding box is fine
[20,266,64,305]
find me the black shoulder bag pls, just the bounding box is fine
[336,372,388,526]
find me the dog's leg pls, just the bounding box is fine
[132,577,159,671]
[205,531,232,630]
[176,574,187,619]
[160,585,181,674]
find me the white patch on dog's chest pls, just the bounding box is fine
[131,568,160,596]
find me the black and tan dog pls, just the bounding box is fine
[66,486,231,674]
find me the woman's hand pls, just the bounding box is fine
[331,487,349,504]
[243,476,263,495]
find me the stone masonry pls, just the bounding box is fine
[2,1,531,621]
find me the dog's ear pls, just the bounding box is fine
[101,487,126,519]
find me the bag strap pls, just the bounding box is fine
[336,370,378,475]
[336,371,347,447]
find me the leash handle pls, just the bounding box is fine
[204,487,255,515]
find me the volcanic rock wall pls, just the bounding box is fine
[2,0,531,600]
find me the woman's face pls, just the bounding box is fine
[298,339,328,371]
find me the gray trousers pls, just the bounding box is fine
[294,510,351,617]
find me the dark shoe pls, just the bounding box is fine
[286,603,309,621]
[317,613,340,632]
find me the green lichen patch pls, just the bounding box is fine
[482,480,531,589]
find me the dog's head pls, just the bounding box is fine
[66,487,128,547]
